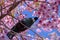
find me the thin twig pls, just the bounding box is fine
[0,6,2,17]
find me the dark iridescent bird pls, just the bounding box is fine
[7,17,38,39]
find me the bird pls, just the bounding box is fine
[7,17,38,39]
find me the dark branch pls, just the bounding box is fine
[0,0,22,20]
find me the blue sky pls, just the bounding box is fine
[22,10,35,18]
[58,5,60,17]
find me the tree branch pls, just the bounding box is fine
[0,0,22,20]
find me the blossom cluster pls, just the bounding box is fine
[0,0,60,40]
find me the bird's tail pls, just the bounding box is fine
[7,31,16,39]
